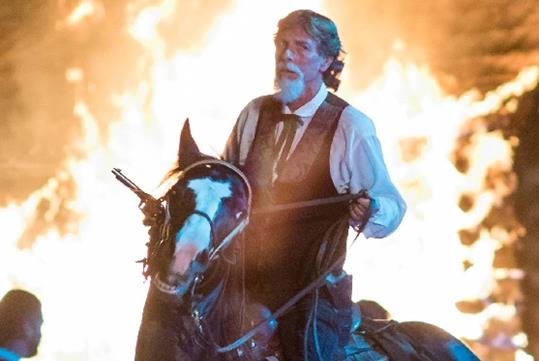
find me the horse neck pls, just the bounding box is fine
[192,259,249,359]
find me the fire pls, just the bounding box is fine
[343,60,537,360]
[57,0,104,29]
[1,1,537,360]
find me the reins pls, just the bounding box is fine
[215,251,348,354]
[214,193,370,355]
[152,160,252,295]
[252,191,366,216]
[157,159,370,355]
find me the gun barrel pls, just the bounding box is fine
[111,168,155,206]
[110,167,165,280]
[112,168,143,192]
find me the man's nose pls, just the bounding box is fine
[278,46,294,62]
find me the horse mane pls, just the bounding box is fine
[159,155,216,190]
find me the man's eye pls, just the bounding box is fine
[295,42,310,51]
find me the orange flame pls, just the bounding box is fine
[1,1,538,360]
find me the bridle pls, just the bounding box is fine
[177,159,252,263]
[153,159,252,295]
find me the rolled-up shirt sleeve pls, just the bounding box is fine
[330,106,406,239]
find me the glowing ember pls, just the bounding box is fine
[57,0,104,28]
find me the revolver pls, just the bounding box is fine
[111,167,166,278]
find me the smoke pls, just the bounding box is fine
[0,1,77,204]
[324,0,539,95]
[5,0,538,207]
[0,0,233,206]
[0,0,234,248]
[321,2,539,358]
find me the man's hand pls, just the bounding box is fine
[141,201,164,226]
[140,202,165,241]
[349,193,371,224]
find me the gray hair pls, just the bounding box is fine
[276,9,345,91]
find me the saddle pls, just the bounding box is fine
[348,309,479,361]
[353,317,430,361]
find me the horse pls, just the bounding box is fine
[133,120,480,361]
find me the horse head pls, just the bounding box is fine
[154,120,251,296]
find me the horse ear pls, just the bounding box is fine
[178,118,203,170]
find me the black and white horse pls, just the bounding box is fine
[133,121,479,361]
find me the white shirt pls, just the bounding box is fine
[223,85,406,238]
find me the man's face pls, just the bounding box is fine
[274,25,331,103]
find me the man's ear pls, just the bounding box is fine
[320,56,333,73]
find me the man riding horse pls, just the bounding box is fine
[222,9,406,361]
[130,121,478,360]
[128,10,483,361]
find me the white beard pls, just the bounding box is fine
[274,65,305,104]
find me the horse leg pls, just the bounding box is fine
[135,284,195,361]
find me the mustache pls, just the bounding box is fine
[276,62,302,75]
